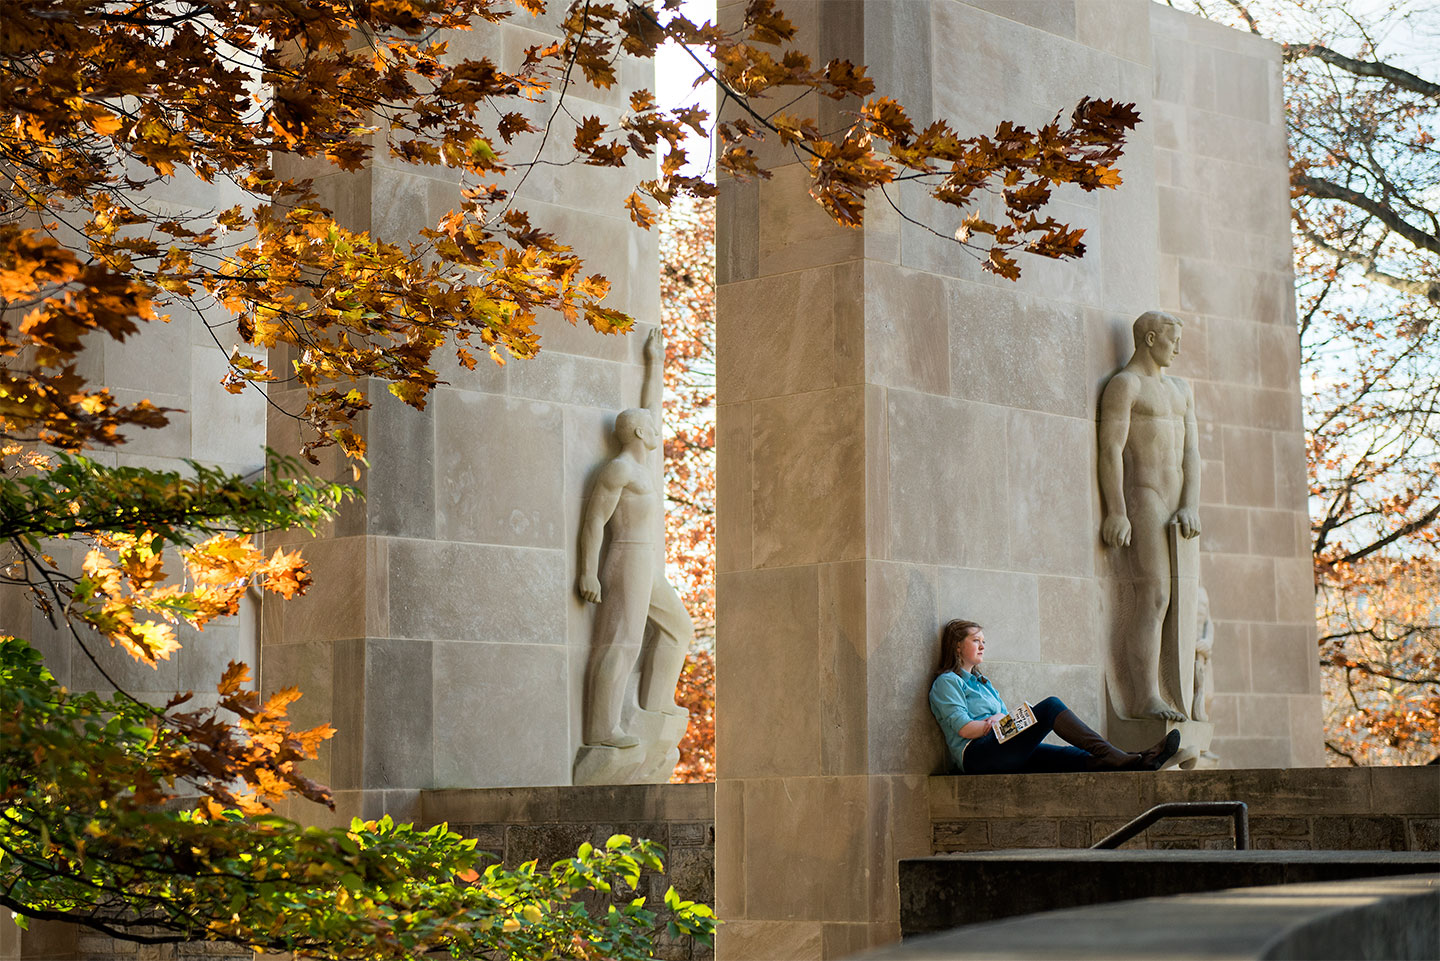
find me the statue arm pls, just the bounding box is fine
[1098,374,1136,547]
[641,327,662,426]
[577,463,625,603]
[1174,382,1202,538]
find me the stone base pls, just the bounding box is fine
[1106,716,1215,770]
[572,706,689,785]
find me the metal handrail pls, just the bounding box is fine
[1091,801,1250,850]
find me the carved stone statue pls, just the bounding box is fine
[1192,585,1214,723]
[1098,310,1202,721]
[574,328,692,784]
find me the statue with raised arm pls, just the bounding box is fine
[574,328,692,781]
[1098,310,1201,721]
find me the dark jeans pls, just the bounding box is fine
[961,696,1091,774]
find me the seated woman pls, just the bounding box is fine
[929,619,1180,774]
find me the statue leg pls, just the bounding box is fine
[584,544,650,746]
[1125,489,1186,721]
[638,576,693,714]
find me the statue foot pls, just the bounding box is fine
[1191,707,1209,722]
[594,733,640,749]
[1136,698,1187,722]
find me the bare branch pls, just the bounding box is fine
[1283,42,1440,99]
[1294,173,1440,257]
[1297,225,1440,304]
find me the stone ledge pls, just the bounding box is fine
[898,849,1440,935]
[868,873,1438,960]
[420,782,715,826]
[927,765,1439,819]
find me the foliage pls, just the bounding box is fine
[671,649,716,783]
[660,197,717,783]
[1318,557,1440,765]
[0,638,716,957]
[1179,0,1440,762]
[3,0,1138,461]
[0,0,1147,943]
[659,197,715,639]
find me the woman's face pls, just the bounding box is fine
[959,629,985,671]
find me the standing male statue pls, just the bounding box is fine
[1098,310,1201,721]
[577,328,692,758]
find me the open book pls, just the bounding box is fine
[992,702,1038,744]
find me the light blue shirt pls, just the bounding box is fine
[929,669,1008,772]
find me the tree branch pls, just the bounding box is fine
[1297,225,1440,304]
[1283,42,1440,99]
[1336,500,1440,567]
[1294,173,1440,257]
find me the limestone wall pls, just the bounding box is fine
[259,12,660,800]
[715,0,1318,956]
[2,167,267,716]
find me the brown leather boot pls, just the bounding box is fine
[1138,729,1182,770]
[1052,710,1145,771]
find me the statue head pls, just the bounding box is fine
[614,407,659,451]
[1132,310,1183,367]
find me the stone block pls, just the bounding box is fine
[509,349,626,411]
[863,1,934,124]
[1274,554,1319,624]
[387,539,566,645]
[865,562,943,775]
[1076,0,1151,65]
[1199,554,1276,623]
[1215,736,1292,769]
[431,641,570,787]
[887,393,1010,568]
[717,265,859,404]
[715,920,822,961]
[933,819,989,852]
[1249,623,1317,695]
[1058,818,1091,848]
[990,818,1059,848]
[433,389,565,549]
[963,0,1076,38]
[1248,508,1306,558]
[260,639,338,786]
[365,387,436,540]
[1312,816,1408,852]
[1199,504,1249,555]
[1369,767,1440,816]
[361,637,435,790]
[1006,409,1096,576]
[505,823,594,871]
[715,401,753,573]
[819,561,870,776]
[1235,693,1291,739]
[866,384,892,560]
[716,565,821,779]
[742,776,869,922]
[715,779,746,918]
[1287,694,1326,767]
[189,344,267,467]
[949,282,1089,419]
[1037,575,1101,666]
[936,567,1041,663]
[757,164,863,276]
[865,263,950,396]
[716,175,759,286]
[750,387,866,568]
[1410,819,1439,851]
